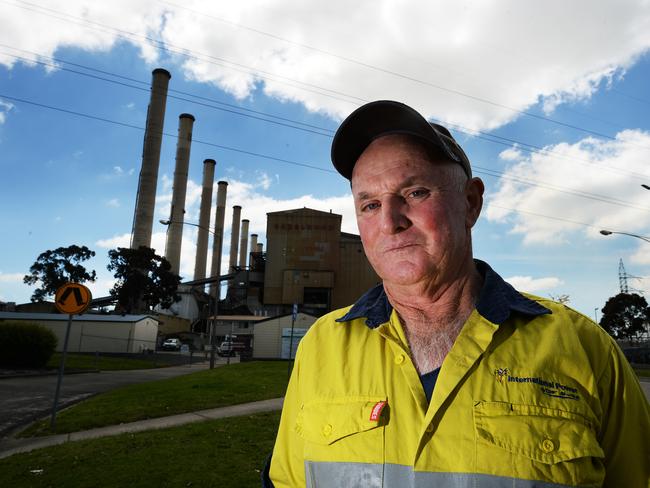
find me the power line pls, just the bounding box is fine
[0,93,335,174]
[163,0,650,133]
[4,46,649,183]
[3,92,650,218]
[5,0,650,152]
[0,45,336,134]
[485,204,602,231]
[2,0,364,106]
[0,50,335,138]
[155,0,650,149]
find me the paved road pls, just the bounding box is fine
[0,358,236,436]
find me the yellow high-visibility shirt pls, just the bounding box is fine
[268,261,650,487]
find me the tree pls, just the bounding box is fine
[599,292,650,341]
[23,245,96,302]
[107,246,181,314]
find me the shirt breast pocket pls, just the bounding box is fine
[296,397,387,488]
[473,401,605,487]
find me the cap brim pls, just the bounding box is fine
[331,100,469,180]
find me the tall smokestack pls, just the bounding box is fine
[209,181,228,298]
[249,234,258,267]
[131,68,171,250]
[238,220,249,269]
[228,206,242,272]
[256,243,263,253]
[193,159,216,281]
[164,113,195,275]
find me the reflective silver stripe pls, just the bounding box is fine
[305,461,382,488]
[305,461,577,488]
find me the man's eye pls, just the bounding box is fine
[408,189,429,198]
[362,202,380,212]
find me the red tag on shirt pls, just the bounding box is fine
[369,401,387,421]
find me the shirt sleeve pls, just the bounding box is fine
[269,345,306,488]
[597,340,650,488]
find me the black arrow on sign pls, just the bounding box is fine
[58,287,86,306]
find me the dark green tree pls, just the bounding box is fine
[107,246,181,314]
[23,245,96,302]
[599,292,650,340]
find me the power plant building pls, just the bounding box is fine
[225,208,379,318]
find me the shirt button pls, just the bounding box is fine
[322,424,333,436]
[425,423,434,433]
[394,354,405,364]
[540,438,555,453]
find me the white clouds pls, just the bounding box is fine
[2,1,649,130]
[486,129,650,244]
[106,198,120,208]
[0,1,165,68]
[95,233,131,249]
[505,276,563,293]
[113,166,124,175]
[0,272,24,283]
[0,99,14,124]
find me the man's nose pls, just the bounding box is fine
[380,196,411,234]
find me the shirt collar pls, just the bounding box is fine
[335,259,551,328]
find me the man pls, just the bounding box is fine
[266,100,649,487]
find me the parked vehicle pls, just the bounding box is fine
[161,338,182,351]
[217,341,246,357]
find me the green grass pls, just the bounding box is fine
[21,361,289,437]
[46,353,160,371]
[1,411,280,488]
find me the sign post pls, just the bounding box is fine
[287,303,298,378]
[51,282,92,429]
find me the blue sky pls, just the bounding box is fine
[1,0,650,320]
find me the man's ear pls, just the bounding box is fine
[465,177,484,228]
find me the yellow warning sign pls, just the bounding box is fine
[55,283,92,315]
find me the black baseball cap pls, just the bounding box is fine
[331,100,472,180]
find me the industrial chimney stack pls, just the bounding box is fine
[228,206,242,273]
[209,181,228,298]
[164,113,195,275]
[131,68,171,250]
[193,159,216,281]
[238,220,250,269]
[249,234,258,267]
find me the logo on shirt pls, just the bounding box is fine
[495,368,580,400]
[494,368,510,384]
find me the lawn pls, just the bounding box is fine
[1,411,280,488]
[22,361,289,437]
[46,353,160,371]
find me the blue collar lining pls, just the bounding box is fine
[335,260,550,328]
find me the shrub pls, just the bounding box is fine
[0,321,58,368]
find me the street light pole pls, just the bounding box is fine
[160,219,224,369]
[599,229,650,244]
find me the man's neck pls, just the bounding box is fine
[384,261,483,374]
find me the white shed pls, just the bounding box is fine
[0,312,159,353]
[252,312,317,359]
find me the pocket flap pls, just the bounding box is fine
[474,401,603,464]
[297,397,387,446]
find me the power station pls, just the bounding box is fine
[128,68,379,336]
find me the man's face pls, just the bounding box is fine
[351,134,483,289]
